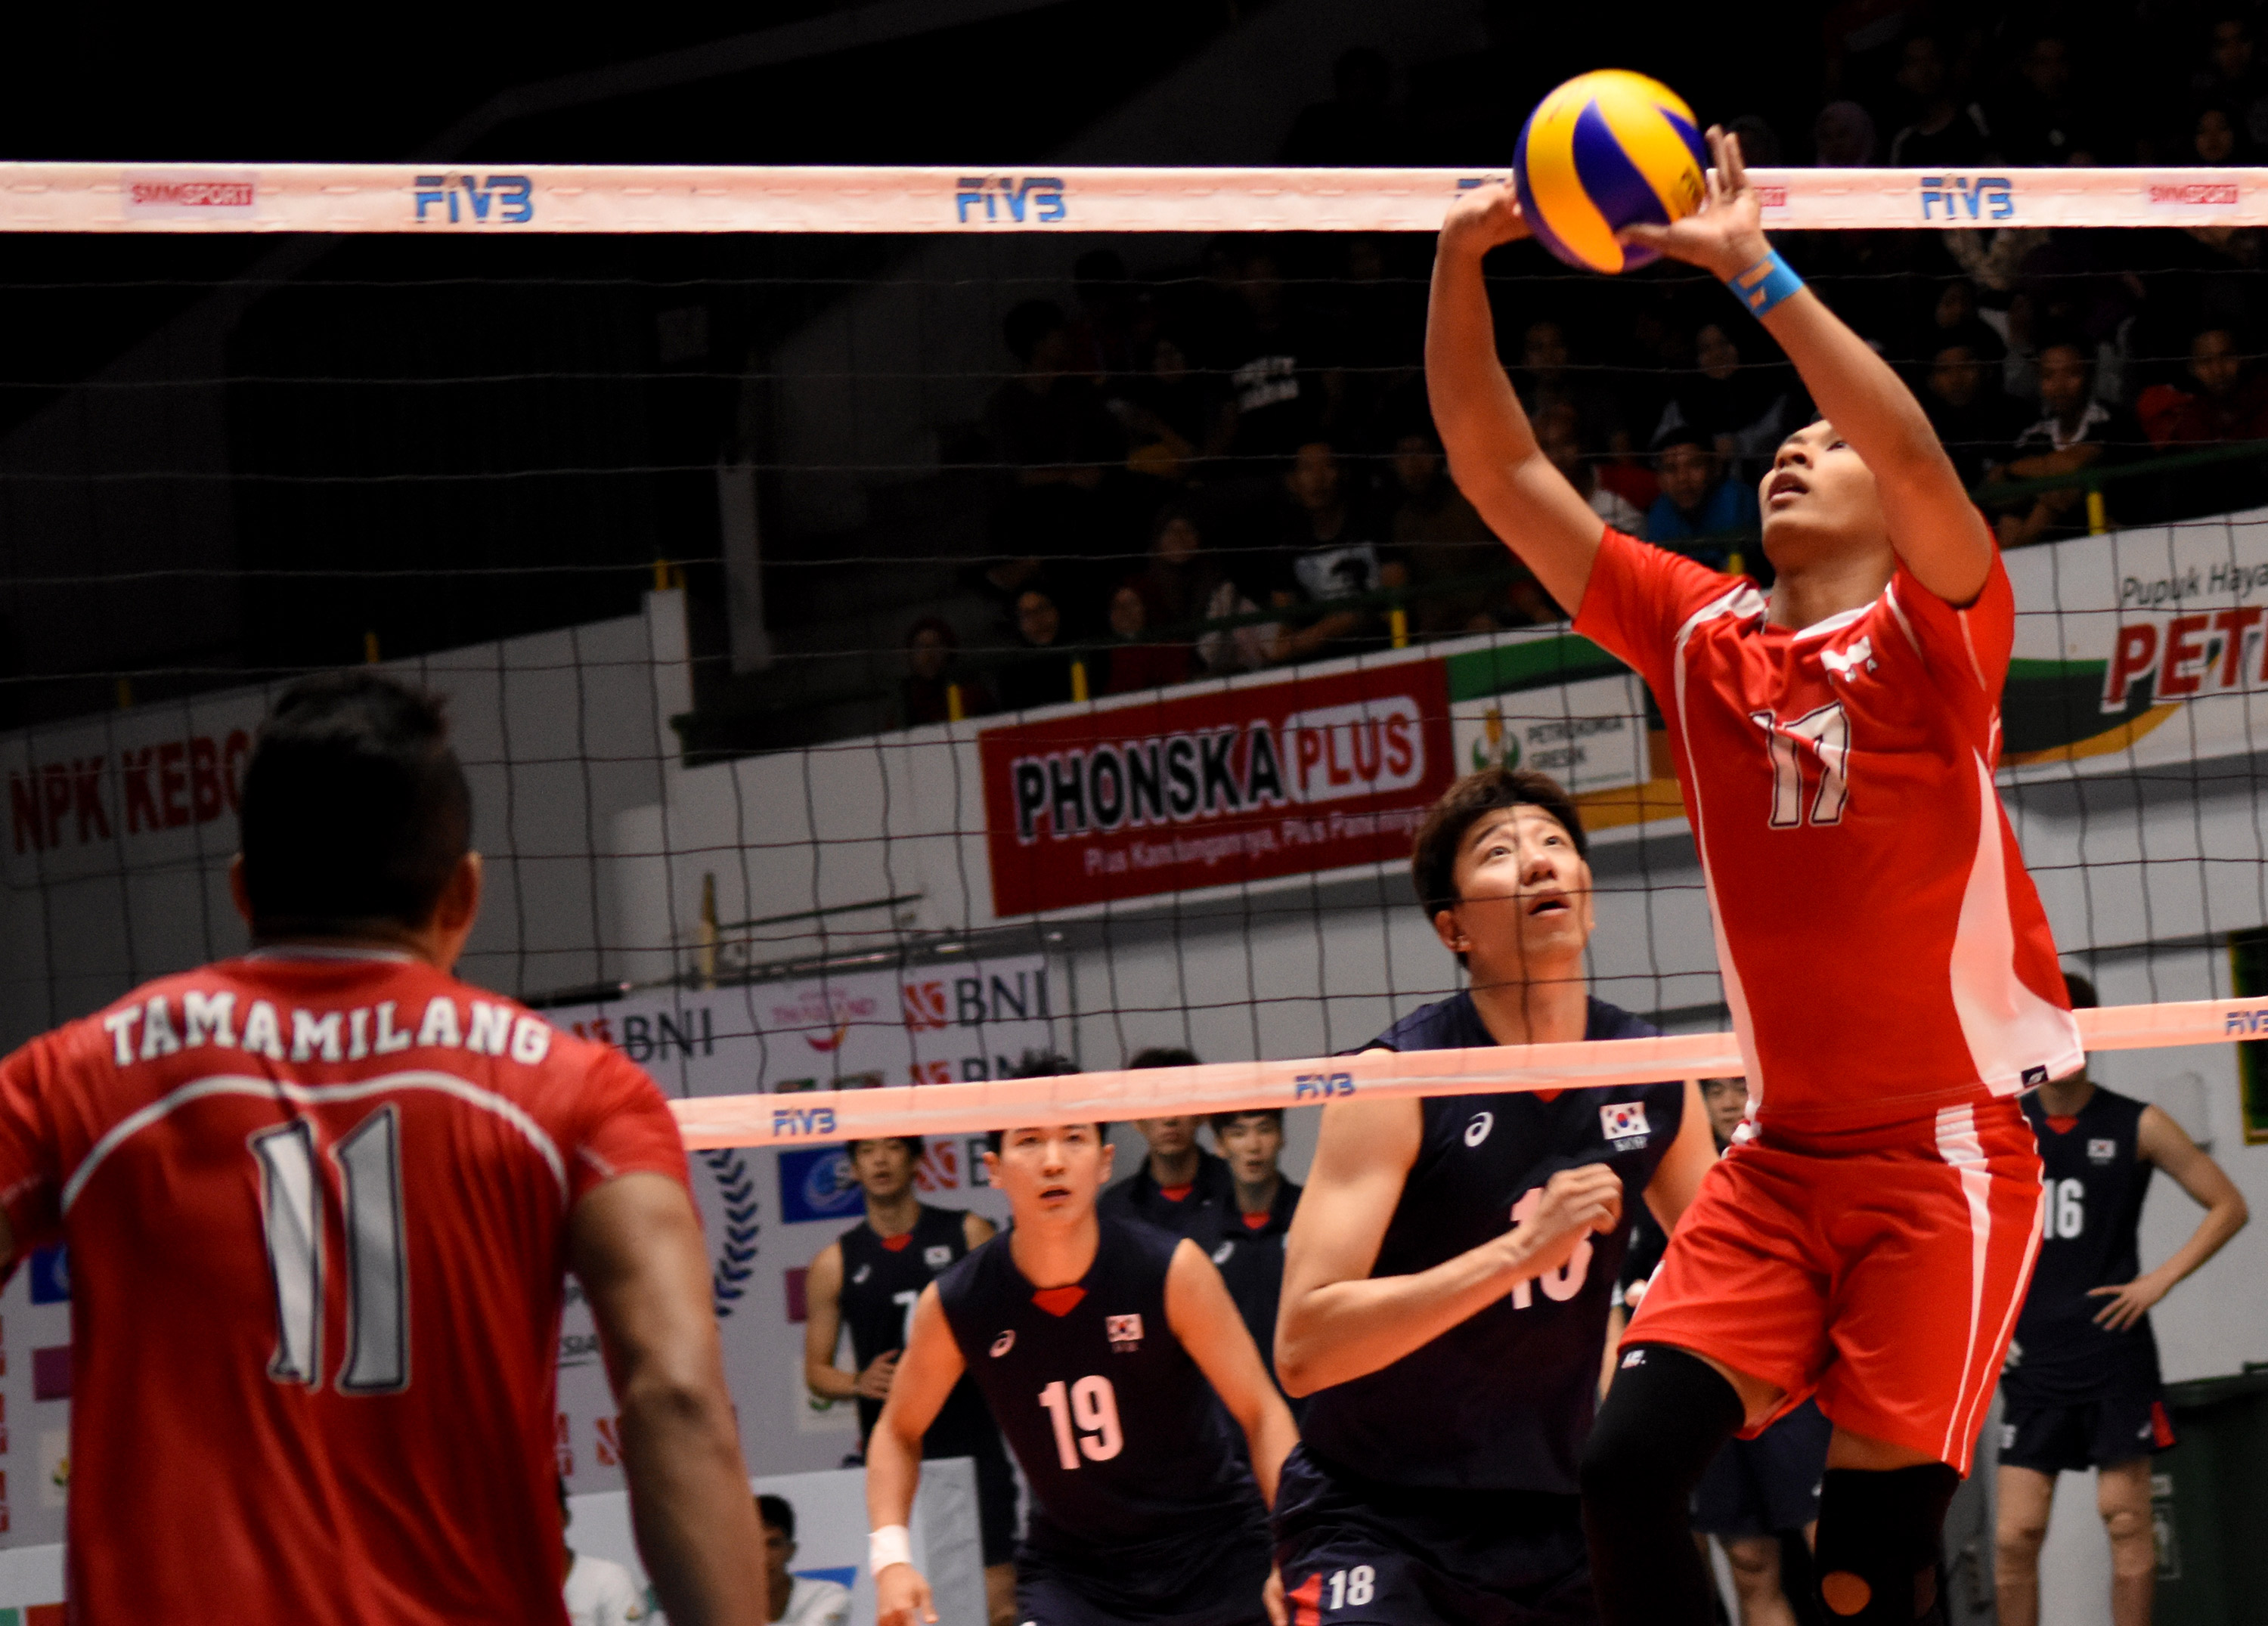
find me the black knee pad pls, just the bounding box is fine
[1813,1463,1960,1624]
[1579,1344,1744,1626]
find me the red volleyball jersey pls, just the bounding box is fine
[1576,528,2081,1129]
[0,949,689,1623]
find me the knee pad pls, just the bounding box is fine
[1814,1464,1960,1624]
[1579,1345,1744,1626]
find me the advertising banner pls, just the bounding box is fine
[979,658,1456,917]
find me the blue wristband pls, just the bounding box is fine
[1727,249,1804,318]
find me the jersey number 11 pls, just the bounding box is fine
[252,1107,410,1394]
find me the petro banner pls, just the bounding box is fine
[979,657,1455,917]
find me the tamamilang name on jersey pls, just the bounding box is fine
[98,991,554,1069]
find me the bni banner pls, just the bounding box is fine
[978,657,1455,917]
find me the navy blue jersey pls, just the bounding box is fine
[1101,1147,1236,1238]
[934,1215,1269,1597]
[838,1205,1002,1459]
[1185,1179,1303,1404]
[1300,993,1685,1492]
[2006,1087,2163,1402]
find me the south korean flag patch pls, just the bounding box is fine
[1106,1314,1144,1353]
[924,1244,954,1269]
[2087,1138,2118,1166]
[1599,1101,1650,1146]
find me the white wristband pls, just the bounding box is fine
[869,1525,912,1574]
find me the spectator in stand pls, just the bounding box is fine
[2189,101,2251,166]
[1922,341,2027,489]
[994,584,1079,712]
[1537,403,1646,536]
[1644,427,1759,568]
[1387,427,1529,634]
[1888,33,1992,168]
[1926,277,2008,368]
[1650,321,1799,485]
[1222,251,1339,465]
[1129,508,1222,631]
[1991,339,2141,547]
[1992,33,2091,164]
[1185,1109,1305,1408]
[1255,440,1403,661]
[2195,16,2268,150]
[1100,583,1191,695]
[1281,45,1411,166]
[562,1480,649,1625]
[1117,331,1230,490]
[899,618,990,729]
[1811,100,1877,165]
[1101,1051,1235,1236]
[758,1495,852,1626]
[2140,327,2268,444]
[1515,319,1626,460]
[984,300,1124,590]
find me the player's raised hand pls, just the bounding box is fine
[855,1349,900,1399]
[875,1563,937,1626]
[1439,181,1530,260]
[1616,127,1770,283]
[1507,1164,1623,1276]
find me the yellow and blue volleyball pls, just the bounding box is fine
[1513,70,1708,274]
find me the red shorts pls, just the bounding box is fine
[1624,1098,2043,1474]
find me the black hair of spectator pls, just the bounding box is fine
[986,1053,1105,1152]
[756,1493,795,1541]
[1002,299,1069,365]
[1411,767,1588,921]
[1651,423,1715,457]
[2062,971,2099,1009]
[1210,1107,1285,1133]
[848,1135,925,1160]
[239,671,472,935]
[2035,333,2095,367]
[1128,1046,1201,1069]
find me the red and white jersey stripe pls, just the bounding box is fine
[1576,528,2081,1131]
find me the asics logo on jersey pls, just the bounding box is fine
[1621,1349,1646,1369]
[1820,636,1877,680]
[924,1245,953,1268]
[1212,1240,1235,1265]
[851,1264,872,1284]
[1600,1103,1650,1142]
[990,1330,1015,1357]
[1464,1112,1494,1147]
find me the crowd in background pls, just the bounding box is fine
[902,8,2268,726]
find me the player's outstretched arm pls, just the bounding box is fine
[2090,1107,2251,1331]
[1427,186,1610,617]
[1166,1239,1299,1503]
[867,1285,966,1626]
[1276,1091,1622,1395]
[1641,1078,1715,1233]
[570,1172,769,1626]
[1622,128,1993,608]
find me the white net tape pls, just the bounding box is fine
[671,998,2268,1149]
[5,163,2261,234]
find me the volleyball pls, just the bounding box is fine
[1513,70,1709,274]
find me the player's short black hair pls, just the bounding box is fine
[2062,971,2099,1009]
[1126,1046,1200,1070]
[1411,767,1587,920]
[847,1135,925,1160]
[986,1051,1103,1151]
[238,671,472,934]
[755,1493,795,1540]
[1210,1107,1284,1134]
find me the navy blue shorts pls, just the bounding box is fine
[1271,1446,1595,1626]
[1692,1398,1831,1538]
[1015,1527,1272,1626]
[1999,1383,2177,1474]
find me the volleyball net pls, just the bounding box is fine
[5,161,2268,1150]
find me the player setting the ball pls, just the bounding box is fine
[1427,124,2080,1626]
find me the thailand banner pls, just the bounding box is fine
[979,658,1456,917]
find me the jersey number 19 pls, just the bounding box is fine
[1038,1376,1123,1468]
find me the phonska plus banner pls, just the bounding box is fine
[980,658,1455,916]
